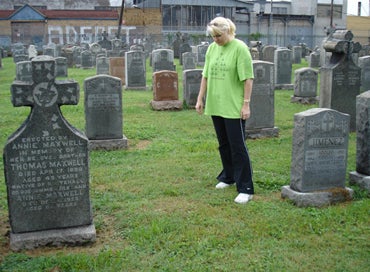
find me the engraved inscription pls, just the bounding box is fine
[8,135,87,212]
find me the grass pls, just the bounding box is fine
[0,57,369,272]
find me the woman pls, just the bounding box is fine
[195,17,254,204]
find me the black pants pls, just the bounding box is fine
[212,116,254,195]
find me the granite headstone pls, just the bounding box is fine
[151,70,182,110]
[282,108,353,207]
[84,75,127,150]
[125,50,146,90]
[349,91,370,192]
[4,55,95,250]
[245,61,279,138]
[182,69,202,108]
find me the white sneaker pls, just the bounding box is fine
[215,182,234,189]
[234,193,253,204]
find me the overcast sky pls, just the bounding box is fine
[109,0,369,16]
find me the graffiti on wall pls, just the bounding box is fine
[47,25,119,44]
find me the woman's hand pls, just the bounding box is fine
[241,103,251,120]
[195,100,204,115]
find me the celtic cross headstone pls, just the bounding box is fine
[4,55,95,250]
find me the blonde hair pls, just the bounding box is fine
[207,17,236,37]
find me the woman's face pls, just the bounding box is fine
[212,31,230,46]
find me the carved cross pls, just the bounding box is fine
[11,56,79,129]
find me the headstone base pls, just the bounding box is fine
[349,171,370,193]
[274,84,294,90]
[245,127,279,139]
[281,185,353,207]
[290,96,319,105]
[10,224,96,251]
[125,85,148,90]
[89,136,128,150]
[150,100,183,111]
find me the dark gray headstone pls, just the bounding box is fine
[245,61,279,138]
[81,50,93,69]
[182,52,197,70]
[96,57,110,75]
[358,56,370,93]
[349,91,370,192]
[319,30,362,131]
[355,91,370,175]
[98,31,112,51]
[182,69,202,108]
[294,68,318,97]
[290,108,350,192]
[16,61,33,82]
[125,51,146,90]
[4,56,95,249]
[55,57,68,77]
[291,67,319,104]
[84,75,127,150]
[152,49,176,72]
[196,43,208,66]
[274,48,292,86]
[292,46,302,64]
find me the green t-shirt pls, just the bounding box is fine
[203,38,254,118]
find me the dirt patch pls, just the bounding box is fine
[135,140,151,150]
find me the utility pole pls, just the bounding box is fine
[268,0,273,44]
[330,0,334,28]
[117,0,125,39]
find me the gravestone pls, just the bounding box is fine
[12,43,28,63]
[109,38,126,57]
[84,75,127,150]
[152,49,176,72]
[109,57,125,84]
[245,61,279,139]
[13,54,28,63]
[349,91,370,192]
[125,51,146,90]
[89,43,102,66]
[28,45,38,60]
[292,46,302,64]
[281,108,353,207]
[308,51,320,68]
[55,57,68,78]
[319,30,362,131]
[98,31,112,51]
[172,32,182,58]
[81,50,94,69]
[250,41,263,60]
[182,69,202,108]
[196,43,208,66]
[262,45,276,63]
[358,56,370,93]
[179,42,192,65]
[274,48,293,89]
[73,46,82,68]
[16,61,33,82]
[151,71,182,110]
[291,67,319,104]
[4,55,95,250]
[182,52,197,70]
[96,57,110,75]
[44,45,56,58]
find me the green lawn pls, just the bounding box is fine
[0,56,369,272]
